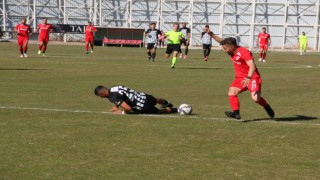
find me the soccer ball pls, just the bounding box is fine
[178,104,192,115]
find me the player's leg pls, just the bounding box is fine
[184,42,189,59]
[259,46,263,61]
[225,86,243,119]
[90,38,94,53]
[251,92,275,118]
[262,47,267,62]
[165,45,173,63]
[171,50,179,68]
[299,44,303,55]
[85,41,89,54]
[203,44,208,61]
[206,45,212,57]
[249,78,274,118]
[38,37,44,54]
[17,37,24,57]
[302,43,307,55]
[147,43,152,61]
[179,42,183,58]
[23,38,28,57]
[151,47,157,61]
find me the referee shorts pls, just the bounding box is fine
[166,44,181,55]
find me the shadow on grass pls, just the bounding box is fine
[0,68,52,71]
[243,115,319,123]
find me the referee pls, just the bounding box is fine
[164,23,185,69]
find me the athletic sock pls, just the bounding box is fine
[19,47,23,54]
[259,52,263,58]
[85,44,89,51]
[39,45,43,51]
[203,50,207,57]
[207,48,211,56]
[152,53,156,60]
[263,53,267,59]
[172,57,177,66]
[257,97,267,107]
[23,46,28,54]
[185,48,189,55]
[229,95,240,111]
[147,51,151,57]
[42,46,47,53]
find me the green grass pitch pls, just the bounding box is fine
[0,42,320,179]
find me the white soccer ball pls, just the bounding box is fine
[178,104,192,115]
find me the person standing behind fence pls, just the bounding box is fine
[201,25,214,62]
[164,23,185,69]
[298,32,308,56]
[85,21,97,54]
[35,18,53,56]
[14,18,32,58]
[145,23,162,61]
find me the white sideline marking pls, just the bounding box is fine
[0,106,319,127]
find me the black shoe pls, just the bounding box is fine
[148,56,152,61]
[161,103,173,110]
[85,51,89,54]
[225,111,241,120]
[264,104,275,118]
[171,65,175,69]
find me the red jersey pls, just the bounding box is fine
[230,47,260,79]
[15,24,31,37]
[258,33,270,45]
[85,25,97,38]
[38,24,53,38]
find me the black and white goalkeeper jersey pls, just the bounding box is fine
[107,86,147,111]
[145,29,162,44]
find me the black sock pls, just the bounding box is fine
[147,52,151,57]
[203,49,207,57]
[185,49,189,55]
[152,53,156,60]
[233,110,240,115]
[171,108,178,113]
[207,48,211,56]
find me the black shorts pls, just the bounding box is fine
[166,44,181,55]
[180,40,189,46]
[203,44,212,50]
[147,43,157,49]
[139,95,160,114]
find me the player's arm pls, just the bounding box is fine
[211,33,223,43]
[28,26,32,36]
[113,101,132,114]
[256,37,260,46]
[35,26,40,33]
[241,60,256,87]
[92,27,97,32]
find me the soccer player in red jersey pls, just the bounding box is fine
[211,35,275,119]
[14,18,32,58]
[35,18,53,56]
[256,27,271,62]
[85,21,97,54]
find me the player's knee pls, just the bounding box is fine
[251,94,260,103]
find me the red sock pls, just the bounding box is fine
[85,44,89,51]
[19,47,23,54]
[259,52,262,58]
[258,97,267,107]
[229,95,240,111]
[23,46,28,53]
[42,45,47,53]
[263,53,267,59]
[39,45,43,51]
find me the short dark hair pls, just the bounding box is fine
[262,27,266,30]
[205,25,209,28]
[220,37,238,46]
[150,22,156,25]
[94,85,105,96]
